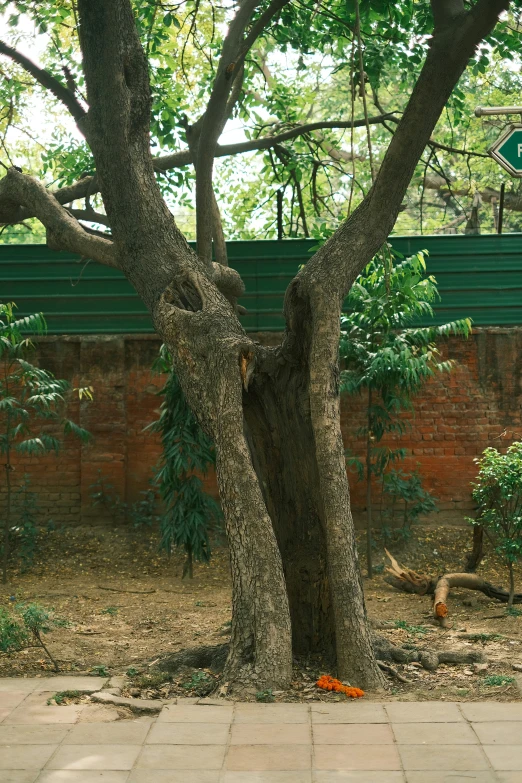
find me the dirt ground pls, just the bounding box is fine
[1,524,521,703]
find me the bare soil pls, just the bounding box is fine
[1,524,521,702]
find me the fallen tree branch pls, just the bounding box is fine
[385,550,522,627]
[97,585,156,594]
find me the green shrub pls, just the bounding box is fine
[467,443,522,608]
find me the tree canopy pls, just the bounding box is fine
[1,1,521,244]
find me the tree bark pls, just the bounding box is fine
[1,0,505,693]
[466,525,484,572]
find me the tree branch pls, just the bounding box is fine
[0,167,117,268]
[0,40,86,122]
[194,0,292,263]
[42,114,398,210]
[431,0,466,30]
[66,208,111,227]
[298,0,511,302]
[424,175,522,212]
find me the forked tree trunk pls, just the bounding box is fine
[69,0,511,695]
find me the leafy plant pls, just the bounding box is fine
[340,248,471,576]
[482,674,515,687]
[126,667,138,677]
[101,606,118,616]
[0,602,66,671]
[394,620,429,636]
[255,689,275,703]
[182,670,214,696]
[146,344,222,578]
[467,443,522,608]
[380,469,437,543]
[47,690,80,706]
[0,303,92,582]
[90,664,109,677]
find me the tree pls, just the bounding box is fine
[0,0,515,691]
[147,344,222,579]
[339,247,471,577]
[467,443,522,609]
[0,302,91,584]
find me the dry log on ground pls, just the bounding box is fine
[384,550,522,626]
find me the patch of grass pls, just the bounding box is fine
[126,667,139,677]
[256,689,275,703]
[394,620,429,636]
[101,606,118,616]
[506,607,522,617]
[482,674,516,687]
[47,690,80,706]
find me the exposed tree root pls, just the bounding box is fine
[377,661,412,684]
[154,644,229,674]
[385,549,522,626]
[151,631,487,687]
[371,632,486,671]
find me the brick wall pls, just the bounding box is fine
[1,328,521,528]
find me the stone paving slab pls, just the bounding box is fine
[0,685,521,781]
[63,720,152,745]
[37,774,130,783]
[0,679,43,693]
[2,773,40,783]
[3,691,85,725]
[33,677,108,693]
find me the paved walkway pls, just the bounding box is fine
[1,677,522,782]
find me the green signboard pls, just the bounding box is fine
[489,124,522,177]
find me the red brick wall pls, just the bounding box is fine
[1,329,521,527]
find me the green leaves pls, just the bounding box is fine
[148,345,222,572]
[340,246,471,445]
[468,443,522,567]
[1,302,93,581]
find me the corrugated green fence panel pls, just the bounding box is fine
[1,234,522,333]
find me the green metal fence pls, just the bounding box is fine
[1,233,522,333]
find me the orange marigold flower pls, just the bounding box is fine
[316,674,364,699]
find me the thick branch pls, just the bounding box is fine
[0,167,117,267]
[195,0,292,263]
[431,0,466,30]
[38,115,398,212]
[298,0,511,302]
[0,40,85,122]
[67,208,111,227]
[425,175,522,212]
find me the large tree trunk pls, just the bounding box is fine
[60,0,514,694]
